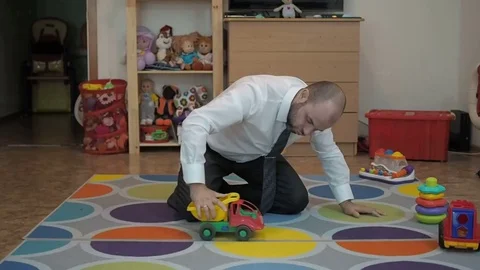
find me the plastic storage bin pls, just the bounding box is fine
[365,110,455,161]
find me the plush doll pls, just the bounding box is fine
[172,32,200,70]
[192,35,213,70]
[156,85,178,126]
[173,85,208,124]
[155,25,176,66]
[139,78,156,125]
[274,0,302,18]
[137,26,156,70]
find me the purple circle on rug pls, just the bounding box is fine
[90,241,192,257]
[109,202,183,223]
[332,226,431,240]
[362,261,460,270]
[415,204,448,215]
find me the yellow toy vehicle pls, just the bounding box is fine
[187,192,264,241]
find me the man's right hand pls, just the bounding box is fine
[189,183,227,220]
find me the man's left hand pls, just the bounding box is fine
[340,200,385,218]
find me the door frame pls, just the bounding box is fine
[87,0,98,80]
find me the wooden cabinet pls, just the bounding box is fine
[225,18,363,156]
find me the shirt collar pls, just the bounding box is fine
[276,86,303,122]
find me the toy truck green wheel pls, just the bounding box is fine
[200,223,216,241]
[235,225,252,241]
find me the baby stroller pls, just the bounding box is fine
[25,17,76,113]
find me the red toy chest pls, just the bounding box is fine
[365,110,455,161]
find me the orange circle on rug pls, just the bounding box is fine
[336,240,438,256]
[71,183,113,199]
[92,226,192,240]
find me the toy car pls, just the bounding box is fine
[438,199,480,251]
[187,192,264,241]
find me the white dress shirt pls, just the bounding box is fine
[180,75,354,204]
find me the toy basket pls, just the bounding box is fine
[79,79,128,154]
[140,125,170,143]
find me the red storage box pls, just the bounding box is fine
[365,110,455,161]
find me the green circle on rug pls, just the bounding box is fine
[316,202,407,223]
[125,183,176,200]
[81,262,176,270]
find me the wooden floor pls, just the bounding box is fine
[0,114,480,259]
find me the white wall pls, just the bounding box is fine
[97,0,214,100]
[458,0,480,146]
[345,0,480,146]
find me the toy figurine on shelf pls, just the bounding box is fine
[155,25,177,68]
[359,148,417,184]
[173,86,208,125]
[274,0,302,18]
[137,26,156,70]
[192,35,213,70]
[155,85,178,127]
[139,78,157,125]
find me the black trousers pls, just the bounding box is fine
[167,146,309,221]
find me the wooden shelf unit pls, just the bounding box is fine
[126,0,224,154]
[225,17,363,156]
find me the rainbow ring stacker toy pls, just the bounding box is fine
[415,177,448,224]
[359,148,416,184]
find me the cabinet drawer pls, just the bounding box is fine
[228,21,360,52]
[297,112,358,143]
[228,52,359,83]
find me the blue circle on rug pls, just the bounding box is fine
[27,225,73,239]
[12,241,70,256]
[45,202,95,222]
[303,174,362,182]
[263,213,302,224]
[309,184,384,200]
[139,175,177,182]
[227,263,315,270]
[0,261,39,270]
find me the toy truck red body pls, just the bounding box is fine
[438,200,480,251]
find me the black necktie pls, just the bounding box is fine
[260,128,291,213]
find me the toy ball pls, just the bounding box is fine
[404,165,414,174]
[360,168,366,172]
[385,149,394,155]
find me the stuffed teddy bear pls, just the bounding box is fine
[155,25,176,67]
[274,0,302,18]
[192,35,213,70]
[172,32,200,70]
[137,26,156,70]
[173,85,208,124]
[155,85,179,126]
[139,78,157,125]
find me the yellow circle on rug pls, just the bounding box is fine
[212,227,317,258]
[89,174,126,183]
[125,183,176,200]
[396,183,420,197]
[81,261,175,270]
[316,202,406,224]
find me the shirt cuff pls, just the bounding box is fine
[331,183,354,204]
[182,163,205,185]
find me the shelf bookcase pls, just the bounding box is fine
[125,0,224,154]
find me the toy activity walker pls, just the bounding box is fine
[187,192,265,241]
[359,148,416,184]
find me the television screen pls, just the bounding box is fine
[228,0,344,12]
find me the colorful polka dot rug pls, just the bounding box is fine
[1,174,479,270]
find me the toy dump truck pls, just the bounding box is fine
[187,192,264,241]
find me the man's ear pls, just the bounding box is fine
[298,88,309,102]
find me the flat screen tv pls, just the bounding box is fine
[228,0,344,13]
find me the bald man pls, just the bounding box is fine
[167,75,384,221]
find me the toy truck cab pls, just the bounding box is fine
[439,200,480,251]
